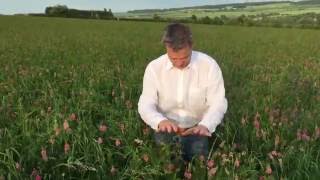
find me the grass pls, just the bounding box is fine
[0,16,319,179]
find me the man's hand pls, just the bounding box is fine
[158,120,179,133]
[180,124,211,137]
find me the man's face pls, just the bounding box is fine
[166,44,192,69]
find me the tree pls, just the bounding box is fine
[191,14,197,22]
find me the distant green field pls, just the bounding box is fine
[0,16,319,179]
[116,2,320,19]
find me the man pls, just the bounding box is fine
[138,23,227,161]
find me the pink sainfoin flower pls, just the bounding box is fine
[265,165,272,175]
[35,175,42,180]
[110,165,117,175]
[253,112,261,130]
[99,124,107,133]
[142,153,149,163]
[234,158,240,168]
[54,127,61,136]
[97,137,103,144]
[64,142,70,154]
[41,148,48,161]
[301,129,310,141]
[208,167,218,177]
[63,120,70,131]
[115,139,121,147]
[207,159,215,169]
[69,113,77,121]
[184,170,192,180]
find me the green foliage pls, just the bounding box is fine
[44,5,114,19]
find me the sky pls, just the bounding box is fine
[0,0,298,15]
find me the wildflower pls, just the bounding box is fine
[97,137,103,144]
[184,170,192,180]
[265,165,272,175]
[234,158,240,168]
[99,124,107,133]
[115,138,121,147]
[207,159,215,169]
[253,112,261,130]
[64,142,70,154]
[259,176,265,180]
[31,168,41,180]
[301,129,310,141]
[110,165,117,175]
[35,175,42,180]
[142,153,149,162]
[142,127,150,135]
[54,127,61,136]
[41,148,48,161]
[69,113,77,121]
[271,150,278,157]
[208,167,218,177]
[63,120,69,131]
[47,106,52,113]
[15,162,21,171]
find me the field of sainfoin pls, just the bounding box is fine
[0,16,319,179]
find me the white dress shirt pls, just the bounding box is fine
[138,51,228,133]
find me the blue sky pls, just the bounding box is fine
[0,0,296,15]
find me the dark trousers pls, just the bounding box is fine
[154,132,209,162]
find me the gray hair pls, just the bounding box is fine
[162,23,192,51]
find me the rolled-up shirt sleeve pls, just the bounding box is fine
[198,62,228,133]
[138,64,166,130]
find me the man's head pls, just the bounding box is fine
[162,23,193,69]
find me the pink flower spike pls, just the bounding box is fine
[115,139,121,147]
[97,137,103,144]
[253,112,261,129]
[41,148,48,161]
[265,165,272,175]
[110,165,117,175]
[208,167,218,177]
[35,175,42,180]
[69,113,77,121]
[64,142,70,154]
[235,158,240,168]
[301,129,310,141]
[184,170,192,179]
[99,124,107,133]
[63,120,69,131]
[207,159,215,169]
[142,153,149,162]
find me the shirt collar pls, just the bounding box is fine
[165,51,195,71]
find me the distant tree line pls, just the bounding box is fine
[143,12,320,29]
[43,5,114,19]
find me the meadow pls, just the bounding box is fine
[0,16,319,179]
